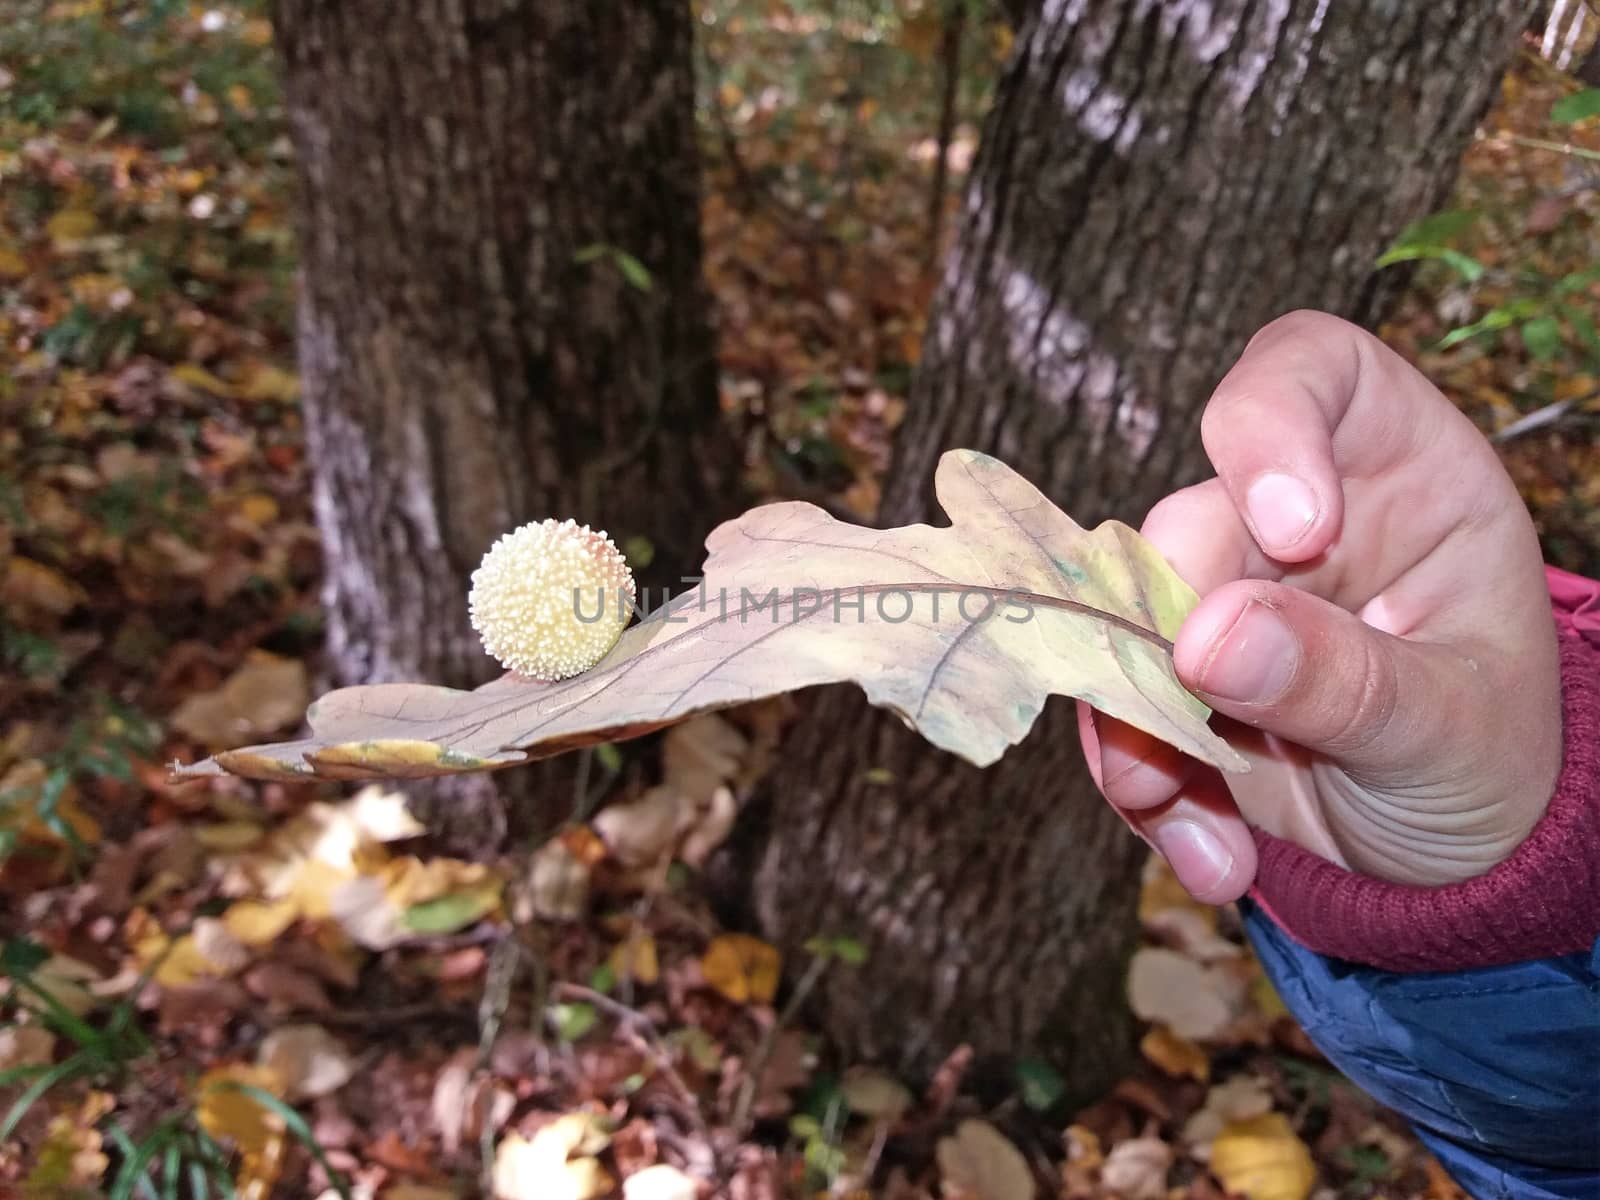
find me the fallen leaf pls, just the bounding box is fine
[493,1114,615,1200]
[24,1091,113,1192]
[47,208,98,245]
[1100,1136,1172,1200]
[329,875,406,950]
[623,1164,697,1200]
[1209,1113,1316,1200]
[594,786,685,869]
[197,1063,287,1158]
[0,1024,56,1069]
[169,650,309,748]
[177,451,1246,783]
[609,931,660,986]
[1139,1024,1209,1082]
[936,1118,1034,1200]
[27,954,102,1017]
[661,714,748,801]
[224,899,300,946]
[701,933,781,1005]
[1127,947,1237,1040]
[3,556,88,616]
[526,836,590,921]
[1183,1076,1276,1152]
[258,1024,354,1101]
[171,362,242,399]
[239,363,301,404]
[842,1066,914,1122]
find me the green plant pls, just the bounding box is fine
[0,937,349,1199]
[1378,87,1600,442]
[0,694,159,865]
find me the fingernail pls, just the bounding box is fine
[1246,473,1318,552]
[1199,600,1297,702]
[1153,820,1233,896]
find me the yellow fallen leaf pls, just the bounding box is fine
[239,363,301,404]
[47,208,98,244]
[223,899,300,946]
[1184,1076,1275,1151]
[154,918,250,988]
[381,855,497,909]
[0,246,26,277]
[1210,1113,1316,1200]
[701,933,781,1005]
[196,821,267,852]
[197,1064,287,1200]
[1140,1024,1210,1082]
[197,1064,286,1156]
[281,859,355,921]
[608,931,660,986]
[25,1091,113,1192]
[171,362,242,399]
[237,492,280,526]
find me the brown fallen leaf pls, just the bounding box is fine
[169,650,309,748]
[176,451,1246,783]
[2,555,87,617]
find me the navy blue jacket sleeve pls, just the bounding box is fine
[1240,899,1600,1199]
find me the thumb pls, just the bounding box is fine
[1173,582,1469,779]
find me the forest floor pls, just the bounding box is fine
[1,7,1597,1200]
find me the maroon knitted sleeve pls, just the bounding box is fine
[1248,567,1600,973]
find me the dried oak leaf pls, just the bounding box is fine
[176,451,1246,783]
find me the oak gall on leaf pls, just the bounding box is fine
[468,518,636,680]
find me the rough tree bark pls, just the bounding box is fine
[749,0,1527,1094]
[272,1,735,835]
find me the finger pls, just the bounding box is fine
[1132,769,1258,904]
[1091,711,1197,811]
[1199,310,1375,561]
[1077,702,1256,903]
[1173,578,1475,780]
[1141,478,1282,595]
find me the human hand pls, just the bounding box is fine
[1078,311,1562,902]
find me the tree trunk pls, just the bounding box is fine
[748,0,1526,1095]
[272,1,735,839]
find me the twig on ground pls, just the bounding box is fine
[1491,390,1599,443]
[551,981,711,1142]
